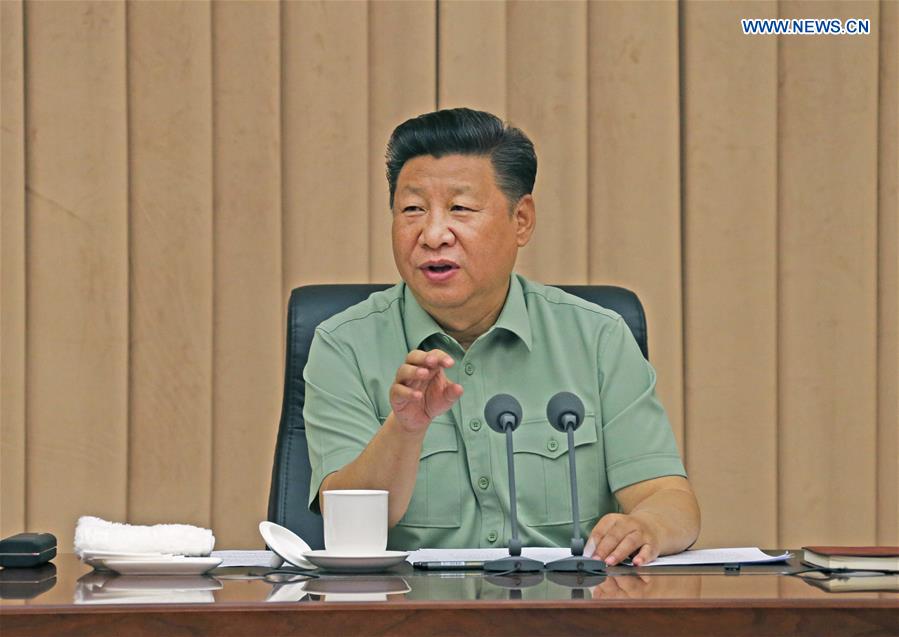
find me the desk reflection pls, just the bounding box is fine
[2,554,895,608]
[75,572,222,605]
[0,564,57,601]
[262,574,411,603]
[408,570,703,601]
[302,575,410,603]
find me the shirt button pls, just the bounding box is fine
[547,439,559,452]
[464,363,475,375]
[487,531,498,543]
[477,476,490,490]
[469,418,482,432]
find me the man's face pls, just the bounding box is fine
[392,154,535,318]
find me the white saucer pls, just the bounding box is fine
[82,551,174,571]
[100,556,222,576]
[259,521,316,570]
[301,550,409,573]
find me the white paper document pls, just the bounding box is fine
[640,547,791,567]
[210,550,282,568]
[407,546,790,567]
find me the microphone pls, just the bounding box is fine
[543,392,606,574]
[482,394,543,573]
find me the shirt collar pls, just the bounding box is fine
[402,274,533,351]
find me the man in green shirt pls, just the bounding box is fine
[305,108,700,566]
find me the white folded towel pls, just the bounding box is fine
[74,516,215,558]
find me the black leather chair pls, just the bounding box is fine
[266,283,649,548]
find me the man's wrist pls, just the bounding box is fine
[385,411,429,441]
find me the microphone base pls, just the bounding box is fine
[544,556,607,573]
[483,556,544,573]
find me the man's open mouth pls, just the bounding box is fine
[420,261,460,280]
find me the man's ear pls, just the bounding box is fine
[514,194,536,247]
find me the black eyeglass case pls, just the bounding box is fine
[0,533,57,568]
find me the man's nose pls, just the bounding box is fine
[419,209,455,249]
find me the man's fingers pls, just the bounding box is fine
[390,383,422,407]
[442,381,464,401]
[396,363,435,386]
[593,521,628,561]
[587,512,658,566]
[425,348,455,368]
[403,350,435,367]
[603,529,643,566]
[405,349,454,369]
[587,514,621,552]
[632,543,657,567]
[592,514,620,535]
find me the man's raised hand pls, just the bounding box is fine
[390,349,464,433]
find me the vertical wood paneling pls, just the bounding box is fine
[25,0,129,540]
[211,0,282,548]
[128,0,213,526]
[507,0,588,284]
[282,1,368,292]
[438,0,506,116]
[778,0,880,547]
[1,0,26,537]
[368,0,437,282]
[587,1,684,451]
[681,1,778,547]
[877,0,898,546]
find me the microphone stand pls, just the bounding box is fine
[544,393,606,574]
[483,395,543,574]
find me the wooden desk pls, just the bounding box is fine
[2,554,897,637]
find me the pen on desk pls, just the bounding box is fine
[412,560,485,571]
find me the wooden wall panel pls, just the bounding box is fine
[24,0,129,540]
[211,0,282,548]
[368,0,437,282]
[681,1,778,548]
[282,1,368,292]
[438,0,506,117]
[128,0,213,527]
[0,0,26,537]
[507,0,588,284]
[778,0,879,547]
[587,1,684,451]
[877,0,898,546]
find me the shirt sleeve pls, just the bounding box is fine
[303,326,381,512]
[598,316,686,493]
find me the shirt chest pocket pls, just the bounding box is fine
[512,417,602,527]
[396,420,462,528]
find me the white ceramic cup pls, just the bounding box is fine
[322,490,388,556]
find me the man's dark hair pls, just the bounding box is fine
[386,108,537,209]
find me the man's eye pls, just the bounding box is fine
[402,206,424,213]
[451,205,472,212]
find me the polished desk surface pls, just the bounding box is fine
[1,553,897,637]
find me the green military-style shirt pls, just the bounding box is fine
[304,274,686,550]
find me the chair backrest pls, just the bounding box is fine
[266,283,648,548]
